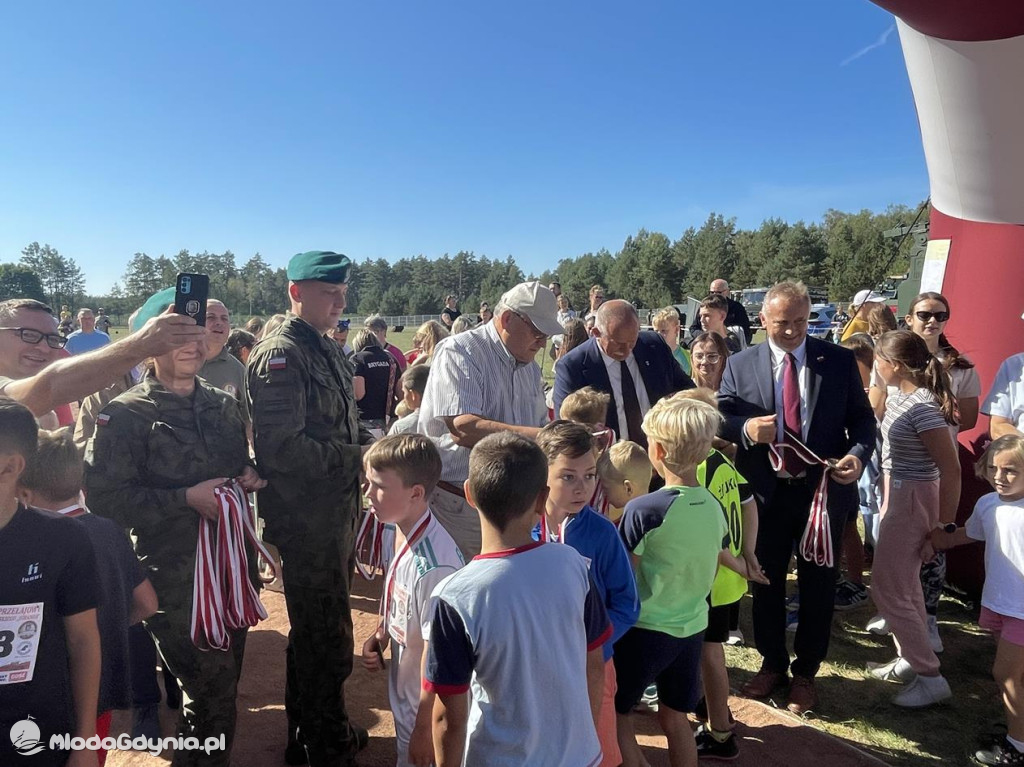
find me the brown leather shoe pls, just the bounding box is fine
[740,668,788,699]
[786,675,819,715]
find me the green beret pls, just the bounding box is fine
[133,287,175,331]
[287,251,351,284]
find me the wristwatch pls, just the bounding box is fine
[941,523,957,534]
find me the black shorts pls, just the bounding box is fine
[612,626,704,714]
[704,600,740,644]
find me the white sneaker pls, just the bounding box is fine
[892,674,951,708]
[927,615,944,653]
[866,657,917,683]
[725,629,744,646]
[866,615,891,635]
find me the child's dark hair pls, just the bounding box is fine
[0,400,39,463]
[877,330,958,424]
[364,433,442,497]
[536,420,595,463]
[226,328,256,360]
[467,432,548,532]
[974,434,1024,482]
[908,292,974,370]
[401,364,430,396]
[700,294,729,313]
[840,332,875,368]
[19,428,81,501]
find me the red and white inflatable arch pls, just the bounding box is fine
[873,1,1024,445]
[873,2,1024,594]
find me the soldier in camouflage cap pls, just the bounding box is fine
[84,293,265,767]
[246,251,372,767]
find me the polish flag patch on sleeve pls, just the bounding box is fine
[268,356,287,371]
[97,413,111,426]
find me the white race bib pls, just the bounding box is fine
[0,603,43,685]
[388,583,410,647]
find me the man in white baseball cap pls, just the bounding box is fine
[416,281,558,558]
[840,289,888,342]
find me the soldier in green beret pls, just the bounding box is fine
[246,251,372,767]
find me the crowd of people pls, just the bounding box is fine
[1,255,1023,767]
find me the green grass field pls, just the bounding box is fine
[726,577,1001,767]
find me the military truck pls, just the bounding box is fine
[881,221,929,317]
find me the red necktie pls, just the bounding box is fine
[783,352,804,476]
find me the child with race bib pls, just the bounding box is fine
[360,434,464,767]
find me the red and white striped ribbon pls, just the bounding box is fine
[190,481,276,651]
[767,439,835,568]
[355,505,387,580]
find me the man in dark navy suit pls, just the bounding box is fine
[553,299,693,444]
[718,281,876,715]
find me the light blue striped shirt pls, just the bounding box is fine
[417,321,548,483]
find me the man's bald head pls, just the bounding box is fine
[710,279,729,296]
[594,300,640,361]
[595,300,638,332]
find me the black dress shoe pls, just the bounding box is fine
[285,726,307,766]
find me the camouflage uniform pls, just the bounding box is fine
[247,314,369,767]
[84,375,254,767]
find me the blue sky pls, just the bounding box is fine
[0,1,925,295]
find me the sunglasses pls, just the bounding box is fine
[0,326,68,349]
[337,319,351,330]
[914,310,949,323]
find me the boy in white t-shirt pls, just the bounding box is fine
[361,434,464,767]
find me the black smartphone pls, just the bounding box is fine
[174,273,210,326]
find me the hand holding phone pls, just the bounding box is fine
[174,273,210,327]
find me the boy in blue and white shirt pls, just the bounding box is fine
[533,420,638,767]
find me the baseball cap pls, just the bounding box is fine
[851,289,886,307]
[499,281,563,337]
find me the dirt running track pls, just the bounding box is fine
[107,577,887,767]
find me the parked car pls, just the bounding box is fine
[808,304,838,341]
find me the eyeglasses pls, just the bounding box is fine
[0,327,68,349]
[511,311,547,341]
[337,319,351,330]
[692,353,722,364]
[914,310,949,323]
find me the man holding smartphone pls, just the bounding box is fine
[247,251,372,767]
